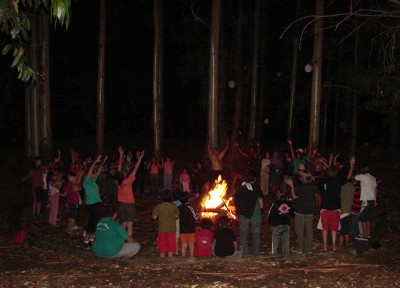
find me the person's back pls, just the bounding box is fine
[214,217,237,258]
[93,206,140,258]
[268,191,294,254]
[194,219,214,257]
[295,182,318,214]
[153,202,179,233]
[93,217,127,257]
[153,190,180,257]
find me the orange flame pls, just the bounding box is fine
[201,175,236,219]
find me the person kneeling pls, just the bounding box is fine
[92,206,140,258]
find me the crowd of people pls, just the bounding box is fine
[21,139,378,259]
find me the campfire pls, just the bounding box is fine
[200,175,236,220]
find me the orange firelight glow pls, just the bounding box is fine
[201,175,236,219]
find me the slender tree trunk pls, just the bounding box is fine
[287,0,301,139]
[249,0,260,143]
[350,90,358,154]
[309,0,324,148]
[333,91,339,152]
[230,0,244,147]
[256,0,267,141]
[322,93,329,152]
[29,10,40,157]
[37,8,52,161]
[218,6,226,144]
[208,0,221,148]
[153,0,163,159]
[96,0,106,155]
[25,84,32,157]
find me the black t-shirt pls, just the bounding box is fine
[235,183,263,219]
[178,204,197,234]
[213,227,236,258]
[294,183,318,214]
[316,176,346,210]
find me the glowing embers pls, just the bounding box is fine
[200,175,236,219]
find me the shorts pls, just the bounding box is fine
[359,201,375,222]
[157,232,176,253]
[321,209,340,231]
[68,204,78,220]
[118,202,135,222]
[180,233,196,244]
[338,214,351,236]
[33,187,45,203]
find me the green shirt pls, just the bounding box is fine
[292,157,307,175]
[341,182,355,214]
[92,217,128,257]
[251,197,262,220]
[153,202,180,233]
[83,175,102,205]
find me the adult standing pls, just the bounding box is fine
[355,164,378,239]
[207,139,229,182]
[234,169,264,255]
[316,157,355,251]
[83,155,107,245]
[116,147,144,237]
[286,172,318,254]
[92,206,140,258]
[259,152,271,195]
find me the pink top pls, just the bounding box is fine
[149,163,160,175]
[163,161,173,175]
[24,162,55,189]
[180,173,190,183]
[64,183,82,205]
[117,174,136,204]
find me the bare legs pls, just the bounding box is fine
[322,230,338,251]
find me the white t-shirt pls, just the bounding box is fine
[355,173,377,201]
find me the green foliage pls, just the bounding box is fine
[0,0,71,82]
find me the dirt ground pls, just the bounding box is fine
[1,141,400,287]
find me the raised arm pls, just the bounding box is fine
[220,141,229,158]
[117,146,125,172]
[96,155,108,176]
[346,156,356,180]
[207,139,213,158]
[70,148,76,167]
[287,139,295,160]
[131,150,145,177]
[255,142,261,157]
[235,143,249,158]
[87,155,102,177]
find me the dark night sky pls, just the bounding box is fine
[0,0,385,148]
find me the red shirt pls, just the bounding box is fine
[194,229,214,257]
[117,174,136,204]
[64,183,82,205]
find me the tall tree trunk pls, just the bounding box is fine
[153,0,163,159]
[218,7,226,144]
[350,90,358,154]
[256,0,267,141]
[321,93,329,152]
[308,0,324,148]
[332,91,339,152]
[28,10,40,157]
[208,0,221,148]
[230,0,244,147]
[249,0,260,143]
[25,10,34,157]
[38,7,52,161]
[287,0,301,139]
[96,0,106,155]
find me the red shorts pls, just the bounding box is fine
[157,232,176,253]
[321,209,340,231]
